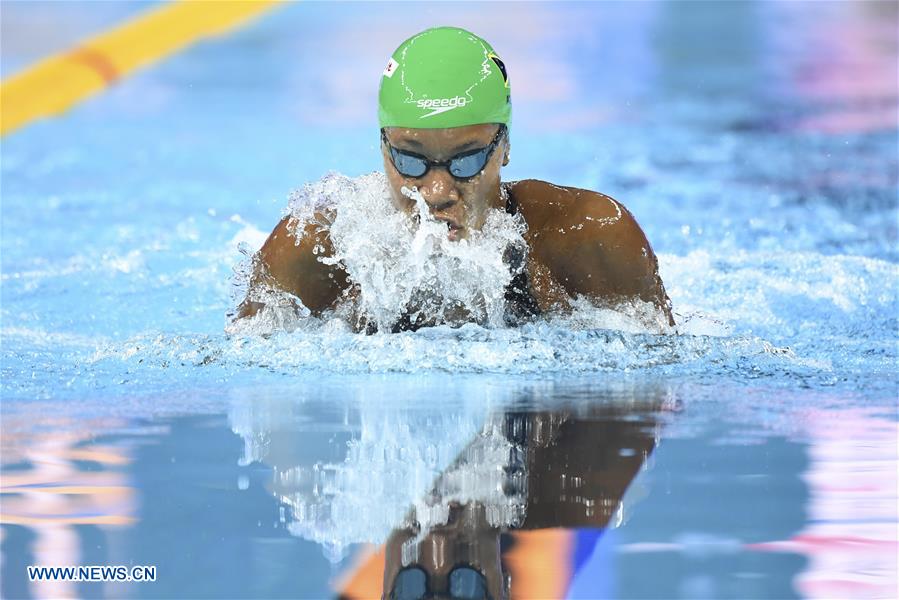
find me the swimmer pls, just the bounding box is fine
[237,27,674,329]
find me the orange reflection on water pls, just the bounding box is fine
[1,409,137,599]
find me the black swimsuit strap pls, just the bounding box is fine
[504,183,518,216]
[386,186,539,332]
[502,184,541,324]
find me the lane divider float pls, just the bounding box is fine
[0,0,283,136]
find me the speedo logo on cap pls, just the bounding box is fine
[417,96,467,118]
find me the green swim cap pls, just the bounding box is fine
[378,27,511,129]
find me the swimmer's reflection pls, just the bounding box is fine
[380,406,663,600]
[385,502,505,600]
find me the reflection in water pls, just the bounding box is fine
[652,1,898,134]
[1,385,893,598]
[653,1,765,102]
[230,380,495,561]
[773,1,898,134]
[230,382,672,599]
[382,406,665,600]
[0,409,137,600]
[749,408,898,599]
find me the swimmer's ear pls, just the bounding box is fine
[502,141,510,166]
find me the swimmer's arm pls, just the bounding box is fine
[548,192,675,326]
[235,215,349,319]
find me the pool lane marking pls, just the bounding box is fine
[68,48,121,85]
[0,0,284,137]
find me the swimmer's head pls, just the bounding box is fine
[378,26,511,130]
[378,27,511,241]
[382,503,508,600]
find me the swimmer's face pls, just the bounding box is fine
[383,503,507,599]
[381,124,509,241]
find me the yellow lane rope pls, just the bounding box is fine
[0,0,283,136]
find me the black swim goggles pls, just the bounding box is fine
[381,125,507,180]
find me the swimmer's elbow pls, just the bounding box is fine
[633,253,675,327]
[640,273,675,327]
[582,211,675,325]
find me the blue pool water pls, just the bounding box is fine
[2,2,897,599]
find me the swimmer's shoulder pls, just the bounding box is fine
[504,179,639,235]
[505,179,673,324]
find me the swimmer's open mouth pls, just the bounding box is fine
[409,211,464,240]
[446,221,463,241]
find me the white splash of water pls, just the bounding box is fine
[230,393,514,563]
[398,415,527,565]
[284,172,527,331]
[548,296,675,335]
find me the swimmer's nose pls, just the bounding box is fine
[420,169,459,214]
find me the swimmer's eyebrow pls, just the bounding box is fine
[397,138,424,150]
[392,138,486,155]
[449,140,483,154]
